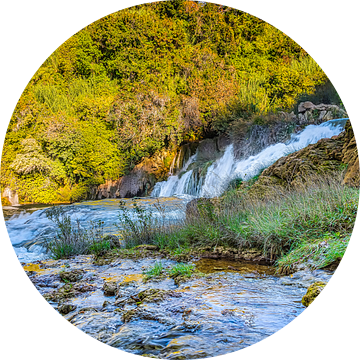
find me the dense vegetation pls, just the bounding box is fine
[43,172,357,272]
[1,1,330,203]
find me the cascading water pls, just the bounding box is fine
[151,154,197,197]
[153,118,349,198]
[5,197,186,262]
[4,118,348,262]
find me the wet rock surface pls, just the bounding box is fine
[301,281,327,307]
[23,255,334,358]
[249,120,359,195]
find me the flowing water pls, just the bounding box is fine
[4,197,187,263]
[3,118,345,357]
[153,118,348,197]
[24,255,334,358]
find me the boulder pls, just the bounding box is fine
[58,303,77,315]
[59,270,83,283]
[103,281,118,296]
[297,102,347,125]
[298,101,316,113]
[301,281,326,307]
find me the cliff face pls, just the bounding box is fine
[249,120,359,195]
[92,153,171,199]
[92,135,231,199]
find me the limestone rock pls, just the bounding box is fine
[298,101,316,113]
[297,103,346,125]
[103,281,118,296]
[58,303,77,314]
[134,244,159,251]
[301,281,326,307]
[341,120,359,187]
[59,270,84,282]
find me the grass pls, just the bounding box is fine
[276,233,351,274]
[44,172,357,273]
[143,261,195,281]
[143,261,164,281]
[142,172,358,270]
[45,206,117,259]
[168,263,195,278]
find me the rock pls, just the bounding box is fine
[297,102,346,123]
[58,303,77,314]
[1,187,19,205]
[134,244,159,251]
[103,281,118,296]
[341,121,359,187]
[298,101,315,113]
[59,270,83,282]
[249,120,359,194]
[301,281,326,307]
[137,289,173,302]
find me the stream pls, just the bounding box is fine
[3,118,346,357]
[4,195,336,358]
[24,255,333,359]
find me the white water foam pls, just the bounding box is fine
[152,154,197,197]
[154,118,348,198]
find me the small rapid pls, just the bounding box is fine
[5,197,186,263]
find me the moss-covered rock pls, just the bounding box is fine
[58,303,77,314]
[342,120,359,187]
[137,289,173,303]
[134,244,159,251]
[103,281,118,296]
[59,269,84,282]
[301,281,326,307]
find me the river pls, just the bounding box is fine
[2,118,345,358]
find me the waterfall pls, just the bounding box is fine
[152,154,197,197]
[153,118,349,198]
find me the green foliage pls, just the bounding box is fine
[168,263,195,278]
[143,261,195,281]
[143,261,164,280]
[1,1,329,203]
[45,206,113,259]
[10,138,52,175]
[276,233,350,274]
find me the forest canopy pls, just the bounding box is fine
[1,1,331,203]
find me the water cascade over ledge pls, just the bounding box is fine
[152,118,349,198]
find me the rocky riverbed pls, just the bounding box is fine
[23,254,333,358]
